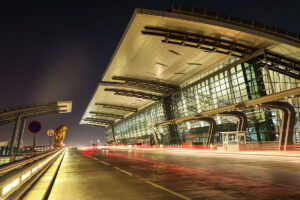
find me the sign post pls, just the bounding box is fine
[28,121,42,151]
[47,129,55,149]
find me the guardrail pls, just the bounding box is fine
[0,150,60,176]
[0,149,64,199]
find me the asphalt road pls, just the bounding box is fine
[48,148,300,200]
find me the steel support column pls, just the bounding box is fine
[9,115,21,155]
[188,117,216,145]
[219,111,248,131]
[111,124,116,142]
[259,102,296,150]
[152,127,159,146]
[162,96,179,144]
[16,118,26,154]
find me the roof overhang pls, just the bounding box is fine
[81,8,300,128]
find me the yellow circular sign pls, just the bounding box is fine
[47,129,55,137]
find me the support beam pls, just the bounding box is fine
[142,26,255,58]
[16,118,26,154]
[90,111,124,119]
[95,103,137,112]
[82,123,107,128]
[9,115,21,155]
[104,88,162,101]
[256,51,300,79]
[84,118,114,125]
[112,76,179,94]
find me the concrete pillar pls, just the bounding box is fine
[16,118,26,154]
[9,115,21,155]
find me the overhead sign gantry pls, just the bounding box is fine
[0,101,72,155]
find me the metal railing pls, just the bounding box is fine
[0,149,64,199]
[0,150,59,176]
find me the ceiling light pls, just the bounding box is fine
[168,50,181,55]
[187,63,202,66]
[156,62,168,67]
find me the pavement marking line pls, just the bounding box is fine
[100,161,110,165]
[93,158,98,160]
[145,181,191,200]
[113,167,133,176]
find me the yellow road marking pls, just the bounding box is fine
[145,181,191,200]
[113,167,133,176]
[100,161,110,165]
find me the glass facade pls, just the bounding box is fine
[262,68,300,135]
[106,103,168,145]
[105,57,300,145]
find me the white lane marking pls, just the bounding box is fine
[113,167,133,176]
[93,158,98,160]
[145,181,191,200]
[100,161,110,165]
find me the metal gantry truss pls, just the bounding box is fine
[84,117,114,126]
[256,51,300,79]
[89,111,124,119]
[104,88,162,101]
[0,102,67,126]
[95,103,138,112]
[0,111,60,126]
[112,76,179,94]
[141,26,255,58]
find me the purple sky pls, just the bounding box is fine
[1,0,300,146]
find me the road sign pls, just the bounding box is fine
[28,121,42,134]
[47,129,55,137]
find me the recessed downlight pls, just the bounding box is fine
[200,47,214,52]
[168,50,181,55]
[156,62,168,67]
[187,62,202,66]
[146,71,156,76]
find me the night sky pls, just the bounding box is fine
[1,0,300,146]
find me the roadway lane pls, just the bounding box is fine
[48,149,187,200]
[83,148,300,200]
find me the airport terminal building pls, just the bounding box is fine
[80,6,300,147]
